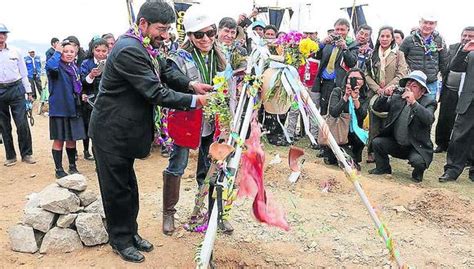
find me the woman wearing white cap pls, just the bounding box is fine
[163,4,227,235]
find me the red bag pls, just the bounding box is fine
[168,109,203,149]
[298,59,319,88]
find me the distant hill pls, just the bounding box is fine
[8,39,50,59]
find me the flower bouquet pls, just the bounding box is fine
[261,31,319,114]
[203,75,231,133]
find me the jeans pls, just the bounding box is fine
[165,133,214,187]
[0,83,33,160]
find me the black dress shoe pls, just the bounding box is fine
[433,146,447,153]
[112,246,145,263]
[411,168,424,182]
[133,235,154,252]
[439,173,457,182]
[368,167,392,175]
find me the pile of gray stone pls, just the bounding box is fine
[8,174,109,254]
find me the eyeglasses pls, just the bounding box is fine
[193,29,217,39]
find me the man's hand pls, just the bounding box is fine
[82,94,88,102]
[335,39,347,50]
[190,81,213,95]
[323,35,333,45]
[462,40,474,52]
[195,94,209,108]
[402,90,416,105]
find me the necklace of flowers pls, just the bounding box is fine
[126,24,175,149]
[125,23,161,74]
[415,31,439,56]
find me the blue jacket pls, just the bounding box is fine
[45,51,80,117]
[80,58,101,96]
[24,55,42,78]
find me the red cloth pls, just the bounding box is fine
[298,59,319,87]
[168,109,203,149]
[237,116,290,231]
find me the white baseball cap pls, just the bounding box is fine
[421,13,437,22]
[183,5,215,33]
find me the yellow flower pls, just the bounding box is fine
[213,75,226,86]
[299,38,319,58]
[285,53,294,65]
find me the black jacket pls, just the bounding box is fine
[312,41,359,91]
[450,50,474,114]
[373,94,437,166]
[329,86,369,126]
[89,35,193,159]
[399,31,448,83]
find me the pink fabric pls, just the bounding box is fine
[237,116,290,231]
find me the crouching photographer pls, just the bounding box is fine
[321,68,369,170]
[369,70,437,182]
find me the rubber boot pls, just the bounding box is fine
[162,171,181,235]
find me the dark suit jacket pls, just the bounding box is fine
[373,94,437,166]
[89,35,193,159]
[312,41,359,92]
[450,50,474,114]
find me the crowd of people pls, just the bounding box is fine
[0,0,473,263]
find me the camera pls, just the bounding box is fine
[393,86,405,95]
[331,34,341,44]
[350,77,358,90]
[256,7,268,13]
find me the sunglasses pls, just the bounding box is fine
[193,29,217,39]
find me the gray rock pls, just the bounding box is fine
[8,225,38,253]
[25,193,40,210]
[56,174,88,191]
[39,184,80,214]
[39,227,83,254]
[78,190,98,207]
[75,213,108,246]
[56,214,78,228]
[23,208,57,233]
[84,199,105,218]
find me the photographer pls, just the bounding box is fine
[369,71,437,182]
[312,18,359,116]
[45,39,86,178]
[324,68,369,169]
[79,37,108,161]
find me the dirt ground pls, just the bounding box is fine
[1,108,473,268]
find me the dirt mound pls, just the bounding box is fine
[408,190,474,231]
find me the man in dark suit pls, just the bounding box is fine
[89,1,212,263]
[369,71,437,182]
[312,18,359,116]
[439,33,474,182]
[434,27,474,153]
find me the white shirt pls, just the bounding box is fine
[0,44,32,93]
